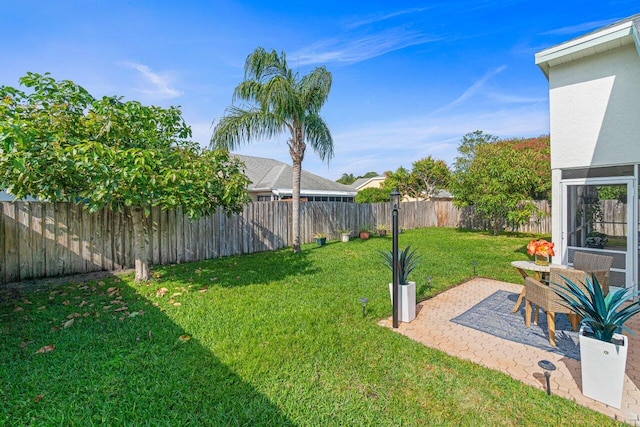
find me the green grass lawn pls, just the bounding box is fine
[0,227,620,426]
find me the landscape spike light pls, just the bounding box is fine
[359,297,369,317]
[537,360,556,395]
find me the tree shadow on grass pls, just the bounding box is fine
[152,248,319,289]
[0,277,295,426]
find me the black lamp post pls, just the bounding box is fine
[390,189,401,328]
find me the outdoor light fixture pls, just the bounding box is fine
[391,189,400,328]
[390,189,401,209]
[359,297,368,317]
[425,275,432,288]
[471,261,478,276]
[537,360,556,396]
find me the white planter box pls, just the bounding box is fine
[579,327,628,409]
[341,233,350,242]
[389,281,416,323]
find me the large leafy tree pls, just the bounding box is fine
[354,187,391,203]
[383,166,411,196]
[211,47,333,253]
[383,156,450,200]
[410,157,451,199]
[0,72,250,281]
[450,131,550,235]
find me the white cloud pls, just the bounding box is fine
[294,28,441,65]
[119,62,183,99]
[485,92,546,104]
[539,18,619,36]
[345,7,431,30]
[434,65,507,113]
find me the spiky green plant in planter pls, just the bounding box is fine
[552,274,640,343]
[379,245,421,323]
[552,273,640,408]
[379,245,421,285]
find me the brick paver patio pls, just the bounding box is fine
[381,278,640,425]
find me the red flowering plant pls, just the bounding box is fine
[527,239,555,263]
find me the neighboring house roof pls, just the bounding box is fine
[535,13,640,78]
[0,190,38,202]
[430,189,454,200]
[233,154,357,197]
[351,176,385,190]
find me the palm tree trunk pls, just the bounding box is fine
[292,158,302,253]
[129,206,150,281]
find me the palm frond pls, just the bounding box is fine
[244,48,292,83]
[260,76,298,117]
[297,67,332,112]
[304,115,333,162]
[232,80,264,104]
[210,109,285,150]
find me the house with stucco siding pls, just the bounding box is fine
[535,13,640,291]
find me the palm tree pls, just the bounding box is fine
[336,173,356,185]
[211,47,333,252]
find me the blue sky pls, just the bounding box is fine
[1,1,638,180]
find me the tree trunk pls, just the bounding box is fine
[492,217,503,236]
[291,157,302,252]
[129,206,150,281]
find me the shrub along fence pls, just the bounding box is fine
[0,200,551,285]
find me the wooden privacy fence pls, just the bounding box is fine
[595,200,629,237]
[0,200,551,285]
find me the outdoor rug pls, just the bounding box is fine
[451,290,580,360]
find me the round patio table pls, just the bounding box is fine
[510,260,567,313]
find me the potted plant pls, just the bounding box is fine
[359,225,371,240]
[526,239,555,266]
[379,246,421,322]
[339,229,351,243]
[313,231,327,246]
[376,223,389,237]
[586,232,608,249]
[552,274,640,408]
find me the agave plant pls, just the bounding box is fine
[552,274,640,343]
[379,246,421,285]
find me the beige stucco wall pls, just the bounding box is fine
[549,43,640,170]
[358,177,385,190]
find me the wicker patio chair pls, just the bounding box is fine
[524,267,609,347]
[573,252,613,273]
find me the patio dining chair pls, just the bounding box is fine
[524,267,609,347]
[573,251,613,274]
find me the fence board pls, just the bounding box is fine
[90,207,102,272]
[17,203,32,280]
[30,203,45,278]
[4,203,19,283]
[102,208,113,271]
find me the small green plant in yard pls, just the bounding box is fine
[0,228,618,426]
